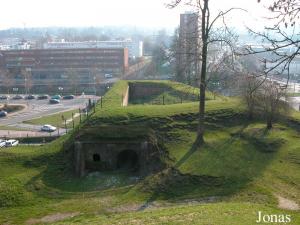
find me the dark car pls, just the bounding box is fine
[37,95,49,100]
[49,99,60,104]
[63,95,75,100]
[25,95,35,100]
[0,110,8,117]
[0,95,8,100]
[12,95,23,100]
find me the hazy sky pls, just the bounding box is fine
[0,0,272,30]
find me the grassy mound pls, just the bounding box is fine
[128,80,217,105]
[0,80,299,224]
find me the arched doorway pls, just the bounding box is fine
[117,150,139,171]
[93,153,101,162]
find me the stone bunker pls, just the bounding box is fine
[73,126,164,177]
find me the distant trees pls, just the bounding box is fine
[151,44,168,75]
[0,69,15,95]
[240,75,261,120]
[258,82,289,129]
[240,74,289,129]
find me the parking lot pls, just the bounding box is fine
[0,94,100,137]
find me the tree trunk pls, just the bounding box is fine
[267,117,272,129]
[196,1,209,145]
[197,44,207,144]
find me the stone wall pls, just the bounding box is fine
[74,140,163,177]
[129,83,167,100]
[122,86,129,106]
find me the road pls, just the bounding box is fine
[264,77,300,111]
[0,95,99,138]
[0,95,99,126]
[0,129,66,139]
[288,97,300,111]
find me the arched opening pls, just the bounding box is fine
[93,154,101,162]
[117,150,139,171]
[85,153,102,172]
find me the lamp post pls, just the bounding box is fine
[58,86,63,96]
[25,68,31,95]
[94,76,96,96]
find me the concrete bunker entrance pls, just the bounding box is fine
[93,153,101,162]
[74,140,164,177]
[117,150,139,171]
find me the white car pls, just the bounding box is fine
[5,139,19,147]
[104,74,113,79]
[0,139,6,148]
[41,124,57,132]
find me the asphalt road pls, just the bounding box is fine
[0,129,66,139]
[0,95,99,137]
[288,97,300,111]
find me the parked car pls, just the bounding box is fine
[5,139,19,147]
[41,124,57,132]
[0,95,9,100]
[37,95,49,100]
[104,74,113,79]
[25,95,35,100]
[49,99,60,104]
[51,95,62,100]
[63,95,75,100]
[0,139,6,148]
[0,110,8,117]
[12,95,23,100]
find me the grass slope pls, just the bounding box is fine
[0,80,299,225]
[24,109,81,128]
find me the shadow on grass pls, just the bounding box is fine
[136,123,284,211]
[22,120,284,208]
[24,147,141,196]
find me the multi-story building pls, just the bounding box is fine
[43,40,143,58]
[178,12,199,84]
[0,48,128,93]
[0,38,31,50]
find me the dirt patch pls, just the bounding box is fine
[276,195,299,211]
[107,196,220,213]
[0,104,25,114]
[26,212,79,224]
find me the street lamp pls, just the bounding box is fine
[94,76,96,96]
[58,87,63,96]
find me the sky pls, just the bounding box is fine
[0,0,273,31]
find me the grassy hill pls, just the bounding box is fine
[0,80,299,225]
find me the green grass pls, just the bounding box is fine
[0,80,299,225]
[128,80,217,105]
[24,109,81,128]
[287,92,300,97]
[0,125,29,131]
[52,202,300,225]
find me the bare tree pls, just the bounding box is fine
[239,74,262,120]
[244,0,300,82]
[257,81,289,129]
[0,69,15,95]
[21,68,33,95]
[168,0,239,144]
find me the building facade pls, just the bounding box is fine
[178,12,199,84]
[43,40,143,58]
[0,48,128,93]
